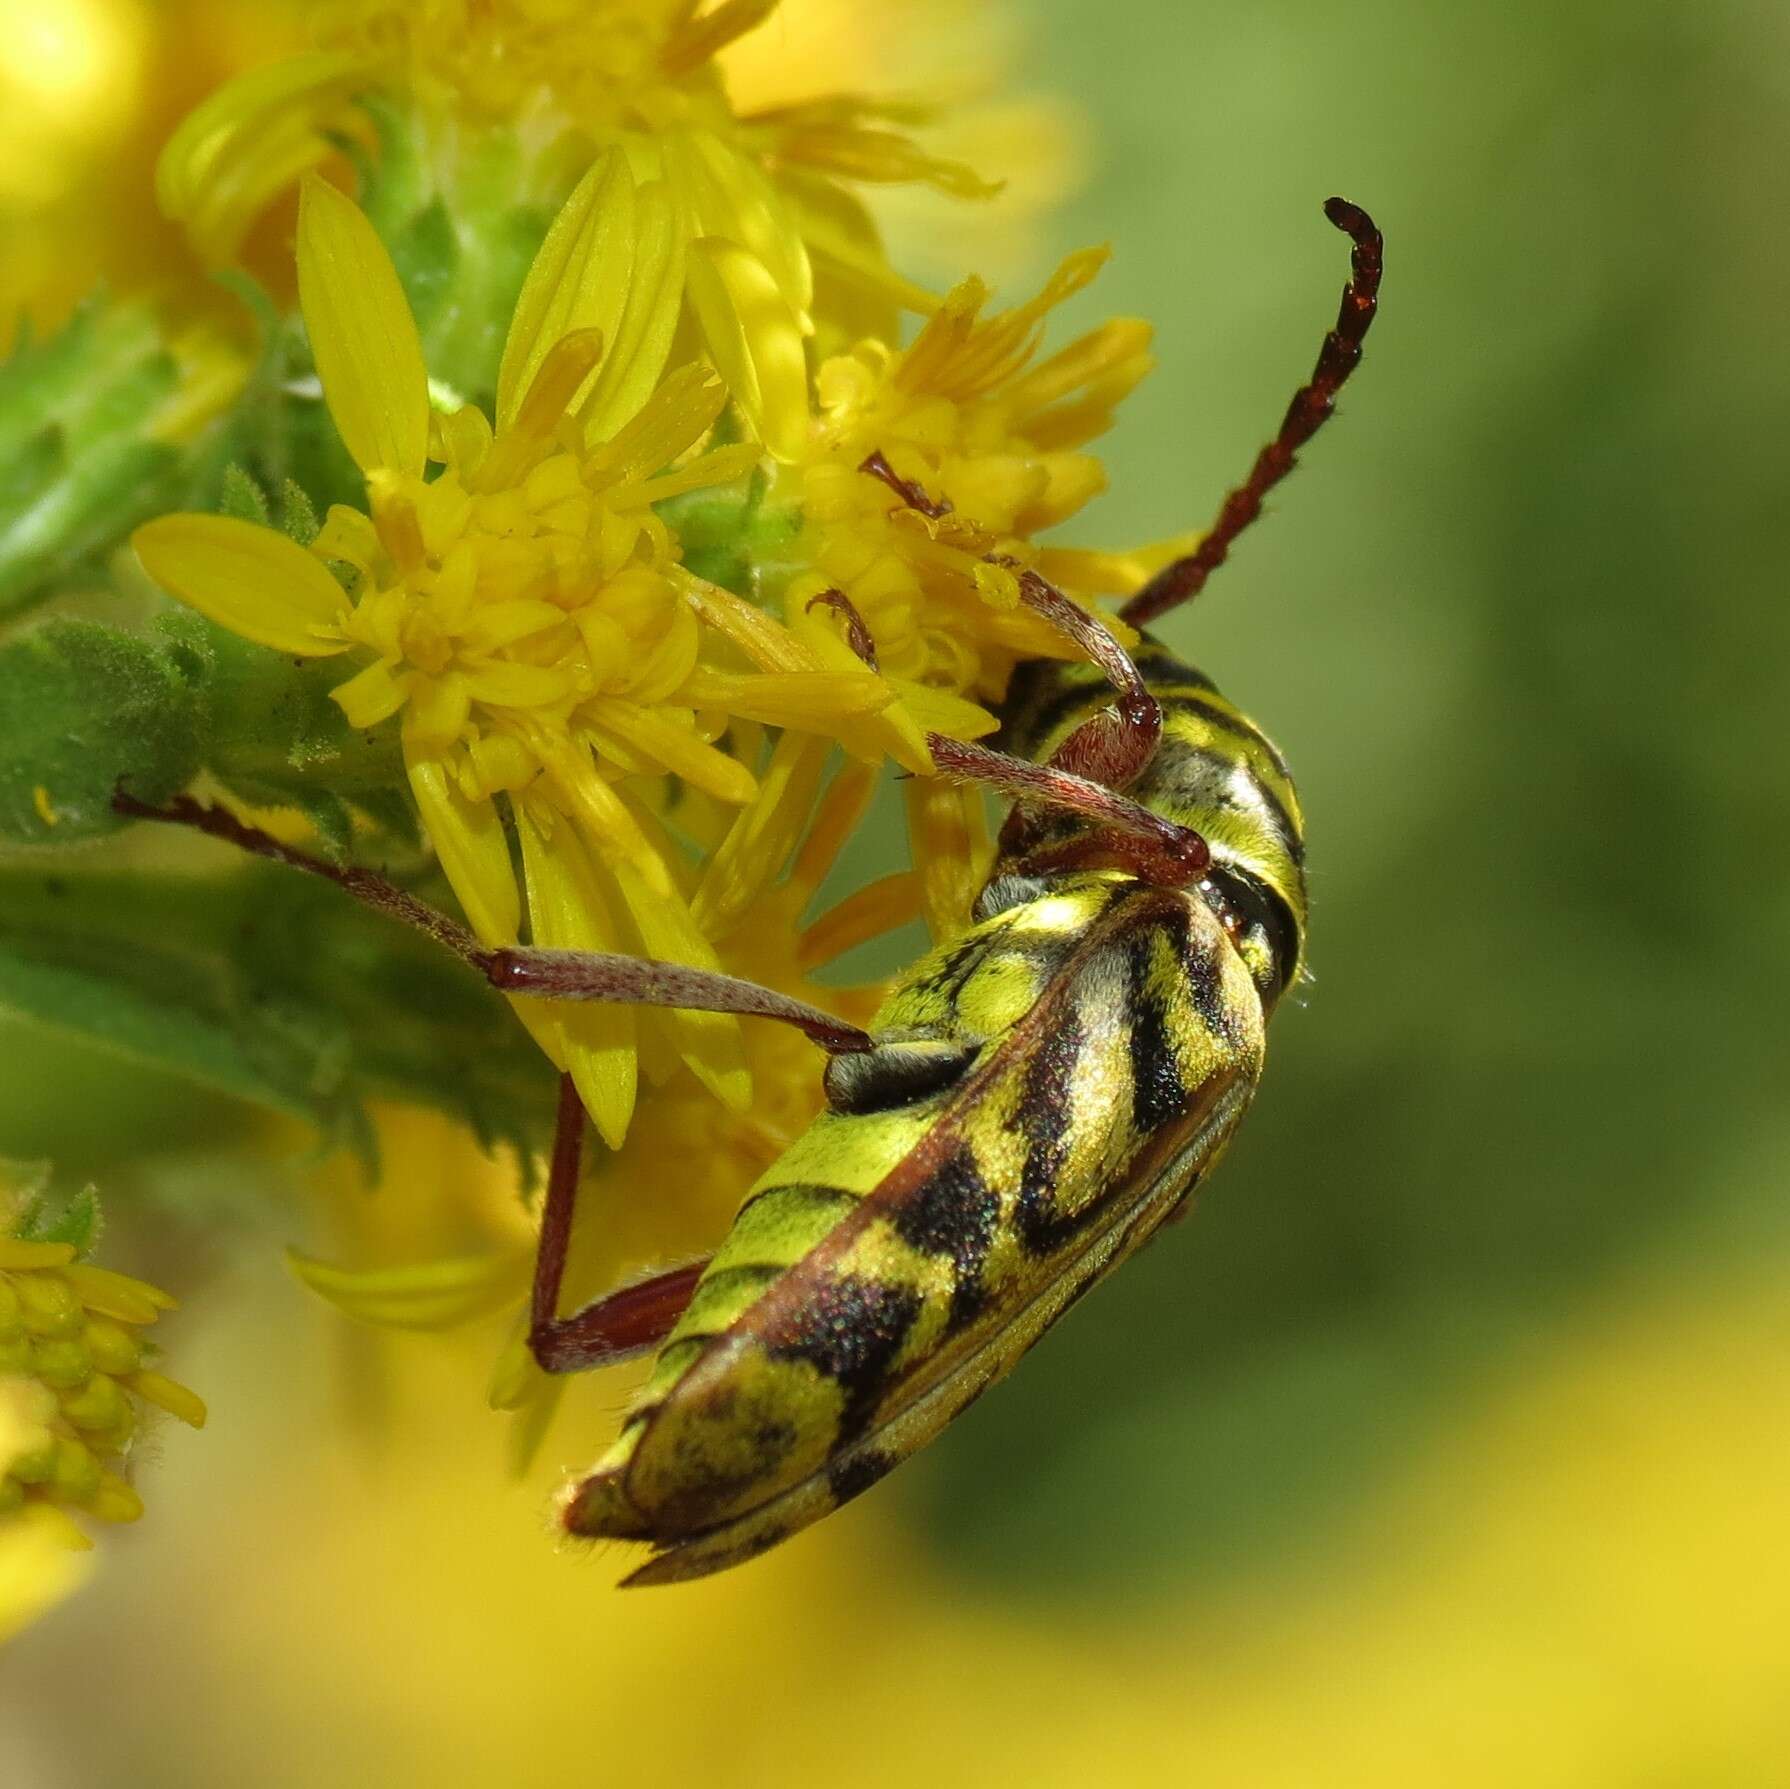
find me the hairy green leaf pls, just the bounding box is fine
[0,863,554,1164]
[0,619,202,843]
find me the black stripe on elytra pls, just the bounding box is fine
[675,1263,786,1337]
[729,1180,864,1230]
[909,918,1067,1010]
[826,1447,897,1508]
[1171,901,1249,1051]
[1127,924,1191,1136]
[1013,1002,1101,1257]
[1161,692,1295,782]
[890,1145,1000,1332]
[761,1274,923,1440]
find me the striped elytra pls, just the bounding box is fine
[560,196,1380,1584]
[563,643,1304,1585]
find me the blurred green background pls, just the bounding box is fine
[3,0,1787,1783]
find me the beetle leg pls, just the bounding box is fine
[484,950,872,1054]
[114,789,875,1053]
[858,447,951,518]
[112,788,486,964]
[528,1074,707,1373]
[925,733,1209,886]
[805,586,880,670]
[1123,196,1383,627]
[1014,569,1162,787]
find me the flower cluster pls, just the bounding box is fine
[122,2,1169,1234]
[0,1236,205,1551]
[3,0,1165,1602]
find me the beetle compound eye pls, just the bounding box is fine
[822,1035,980,1115]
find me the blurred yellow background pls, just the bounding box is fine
[4,0,1789,1784]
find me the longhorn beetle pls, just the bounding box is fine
[121,197,1381,1585]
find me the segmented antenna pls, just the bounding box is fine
[1121,197,1383,628]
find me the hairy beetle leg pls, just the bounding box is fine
[926,733,1210,886]
[111,788,486,964]
[486,950,872,1054]
[113,790,876,1053]
[528,1074,709,1373]
[1014,569,1162,788]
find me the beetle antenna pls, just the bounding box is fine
[1122,196,1382,628]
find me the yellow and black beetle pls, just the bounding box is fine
[120,197,1380,1585]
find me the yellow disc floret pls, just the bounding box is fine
[0,1238,206,1549]
[775,248,1173,934]
[134,165,901,1147]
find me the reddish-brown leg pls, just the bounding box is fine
[926,733,1208,886]
[486,949,871,1054]
[1122,196,1383,628]
[113,789,485,964]
[859,448,951,518]
[528,1074,706,1373]
[1015,569,1161,788]
[801,586,1201,887]
[114,790,875,1054]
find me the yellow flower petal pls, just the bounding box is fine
[788,761,880,901]
[592,362,729,481]
[578,178,688,443]
[330,658,411,728]
[611,862,750,1113]
[675,570,816,673]
[0,1240,75,1270]
[686,236,810,461]
[677,667,891,727]
[156,52,371,265]
[886,677,1001,740]
[497,151,637,433]
[583,698,758,806]
[660,0,779,76]
[669,130,813,323]
[905,776,990,945]
[310,503,383,576]
[463,661,573,711]
[297,175,430,478]
[404,737,521,946]
[516,807,637,1150]
[134,515,350,656]
[799,869,924,970]
[127,1371,208,1430]
[286,1247,529,1332]
[692,733,827,935]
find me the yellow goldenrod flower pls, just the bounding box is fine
[134,165,895,1145]
[154,0,1004,459]
[0,1237,206,1564]
[289,764,891,1469]
[720,0,1087,290]
[773,248,1174,935]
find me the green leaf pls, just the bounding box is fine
[154,611,406,814]
[0,862,555,1163]
[0,296,245,619]
[218,464,271,524]
[0,619,202,844]
[15,1183,104,1256]
[279,479,319,546]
